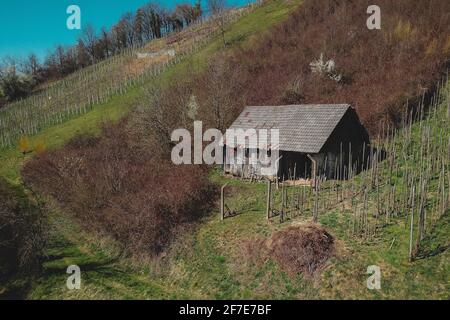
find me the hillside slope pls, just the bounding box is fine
[0,6,232,148]
[0,0,303,299]
[0,0,448,300]
[26,80,450,299]
[213,0,450,135]
[0,0,300,184]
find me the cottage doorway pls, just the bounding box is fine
[279,152,312,181]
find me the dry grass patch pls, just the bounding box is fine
[240,223,337,278]
[268,224,336,277]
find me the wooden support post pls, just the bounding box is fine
[307,154,317,188]
[275,156,282,190]
[223,147,227,175]
[409,185,415,262]
[221,183,228,220]
[307,154,319,223]
[293,164,297,185]
[266,180,271,219]
[280,182,285,222]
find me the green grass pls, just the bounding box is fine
[161,0,302,84]
[28,207,187,300]
[0,88,139,184]
[28,176,316,300]
[27,160,447,299]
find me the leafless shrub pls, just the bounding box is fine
[22,120,215,257]
[0,178,46,283]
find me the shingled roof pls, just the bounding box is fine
[228,104,352,154]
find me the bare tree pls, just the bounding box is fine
[76,39,90,68]
[99,27,112,58]
[121,13,136,47]
[142,3,166,39]
[81,24,97,62]
[194,1,203,23]
[207,0,227,46]
[111,20,128,51]
[198,55,243,131]
[0,56,35,102]
[23,54,40,78]
[175,3,202,27]
[55,45,66,71]
[208,0,226,15]
[134,8,144,45]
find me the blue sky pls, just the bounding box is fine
[0,0,252,62]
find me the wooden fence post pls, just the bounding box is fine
[307,154,319,223]
[221,183,228,220]
[280,182,285,222]
[409,185,415,262]
[266,180,271,219]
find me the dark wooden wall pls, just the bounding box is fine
[278,108,371,180]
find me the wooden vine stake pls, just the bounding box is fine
[220,183,228,220]
[409,185,416,262]
[266,180,271,219]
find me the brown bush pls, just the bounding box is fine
[268,224,335,276]
[22,120,215,256]
[0,178,46,283]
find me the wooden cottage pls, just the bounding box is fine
[223,104,370,181]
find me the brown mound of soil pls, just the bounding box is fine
[268,224,335,276]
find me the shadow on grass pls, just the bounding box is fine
[415,244,449,260]
[43,258,120,275]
